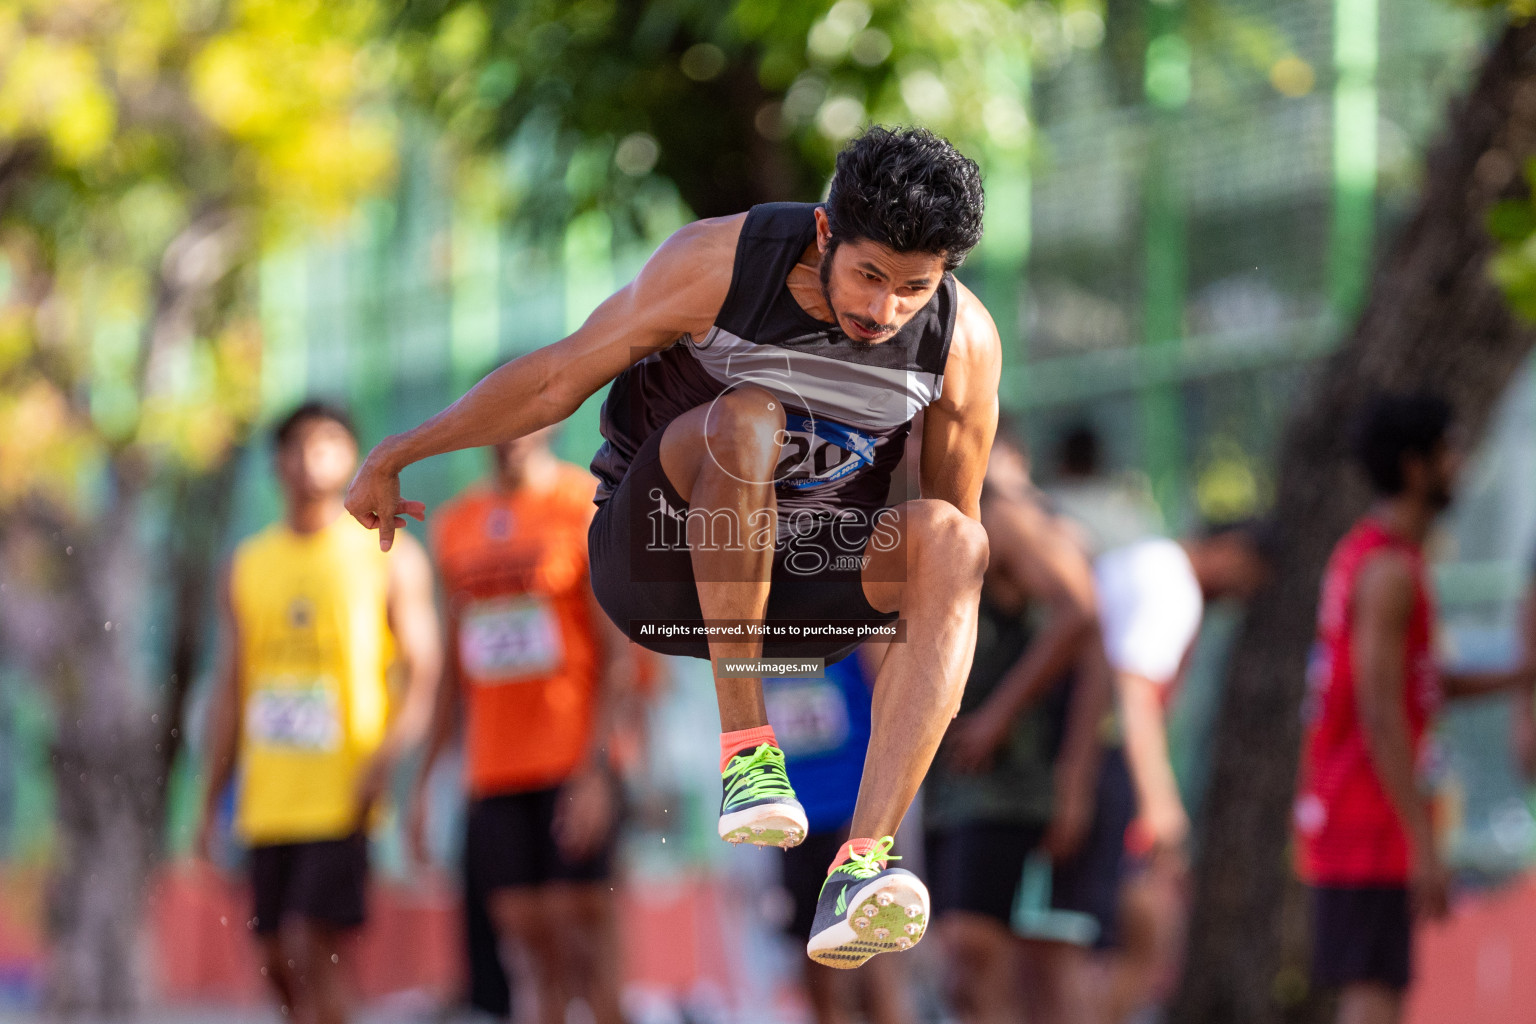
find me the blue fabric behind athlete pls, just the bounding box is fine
[764,654,873,834]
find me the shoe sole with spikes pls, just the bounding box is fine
[718,801,808,849]
[806,871,930,969]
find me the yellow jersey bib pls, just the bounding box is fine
[231,516,393,844]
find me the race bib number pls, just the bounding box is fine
[247,679,342,752]
[460,596,563,682]
[774,414,878,492]
[766,680,851,757]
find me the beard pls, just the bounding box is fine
[818,239,886,350]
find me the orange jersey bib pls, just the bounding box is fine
[433,465,602,796]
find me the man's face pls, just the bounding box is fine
[1426,437,1462,512]
[1405,436,1462,512]
[1199,535,1271,602]
[815,208,947,346]
[491,425,556,480]
[985,440,1031,495]
[276,418,358,502]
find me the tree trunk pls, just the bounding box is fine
[156,453,245,813]
[1171,19,1536,1024]
[0,493,161,1016]
[0,203,247,1014]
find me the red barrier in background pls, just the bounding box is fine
[0,867,44,1005]
[1405,873,1536,1024]
[3,864,1529,1018]
[145,866,737,1006]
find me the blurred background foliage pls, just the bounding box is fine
[0,0,1143,518]
[4,0,1536,1017]
[0,0,397,516]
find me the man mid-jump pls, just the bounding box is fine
[346,126,1000,967]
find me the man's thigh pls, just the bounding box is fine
[590,423,897,660]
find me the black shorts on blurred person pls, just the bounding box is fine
[249,833,369,935]
[783,830,857,940]
[465,787,617,892]
[924,595,1066,925]
[1047,745,1136,950]
[1309,885,1413,992]
[926,822,1048,924]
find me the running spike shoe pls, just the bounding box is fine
[806,836,930,969]
[718,743,808,849]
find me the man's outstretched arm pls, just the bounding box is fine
[918,282,1002,521]
[346,216,740,549]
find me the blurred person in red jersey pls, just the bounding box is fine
[1295,392,1536,1024]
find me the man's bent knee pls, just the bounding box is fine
[703,385,787,476]
[662,386,787,501]
[906,500,989,579]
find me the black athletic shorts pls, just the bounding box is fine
[249,832,368,935]
[1050,745,1135,950]
[1309,884,1413,991]
[926,820,1048,925]
[588,423,900,663]
[464,787,618,893]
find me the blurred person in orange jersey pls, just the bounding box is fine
[197,401,443,1024]
[409,424,636,1024]
[1296,393,1536,1024]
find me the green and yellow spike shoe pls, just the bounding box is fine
[718,743,808,849]
[806,837,930,969]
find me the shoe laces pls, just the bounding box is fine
[723,743,796,803]
[841,836,899,879]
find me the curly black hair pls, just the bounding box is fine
[825,126,985,271]
[273,398,357,450]
[1351,391,1454,496]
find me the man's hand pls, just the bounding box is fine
[353,752,394,832]
[1512,696,1536,781]
[345,446,425,552]
[193,812,219,867]
[405,783,432,869]
[1045,778,1095,863]
[943,711,1010,775]
[1410,843,1451,921]
[553,767,617,862]
[1131,792,1190,864]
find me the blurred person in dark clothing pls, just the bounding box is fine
[925,425,1112,1024]
[770,644,914,1024]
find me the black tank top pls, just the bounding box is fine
[590,202,958,524]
